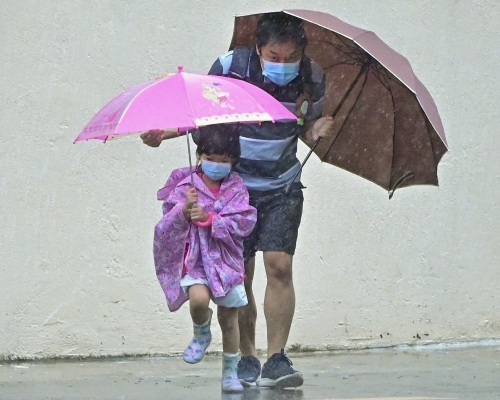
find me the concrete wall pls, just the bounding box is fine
[1,0,498,360]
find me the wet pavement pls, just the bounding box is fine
[0,345,499,400]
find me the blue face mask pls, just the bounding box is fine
[261,60,300,86]
[201,160,232,181]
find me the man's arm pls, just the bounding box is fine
[140,129,178,147]
[298,60,336,145]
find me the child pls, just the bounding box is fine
[153,125,257,393]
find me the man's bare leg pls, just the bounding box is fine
[238,257,257,357]
[257,251,303,389]
[262,251,295,357]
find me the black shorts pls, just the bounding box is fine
[243,189,304,262]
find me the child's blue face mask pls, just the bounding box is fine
[201,160,231,181]
[261,60,300,86]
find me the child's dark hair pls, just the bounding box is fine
[195,124,241,165]
[255,12,308,52]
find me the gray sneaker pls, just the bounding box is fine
[257,349,304,389]
[237,356,261,387]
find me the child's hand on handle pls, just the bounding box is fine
[190,204,208,222]
[185,188,198,208]
[182,187,198,221]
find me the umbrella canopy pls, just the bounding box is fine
[74,66,297,143]
[230,10,448,197]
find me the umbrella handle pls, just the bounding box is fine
[284,137,322,195]
[186,130,194,186]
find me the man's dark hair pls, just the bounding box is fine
[195,124,240,164]
[255,12,308,51]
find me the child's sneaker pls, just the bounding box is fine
[183,309,212,364]
[257,349,304,388]
[237,355,261,387]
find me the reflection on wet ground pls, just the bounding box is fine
[0,345,499,399]
[221,389,303,400]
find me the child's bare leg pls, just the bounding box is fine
[218,306,239,353]
[183,284,212,364]
[218,305,243,392]
[188,284,211,325]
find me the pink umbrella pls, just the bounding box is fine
[74,66,297,143]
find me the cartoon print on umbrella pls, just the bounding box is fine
[202,84,230,107]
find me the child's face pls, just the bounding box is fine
[200,153,233,165]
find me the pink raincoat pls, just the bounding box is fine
[154,167,257,312]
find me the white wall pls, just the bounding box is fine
[1,0,498,359]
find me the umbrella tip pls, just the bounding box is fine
[178,65,184,73]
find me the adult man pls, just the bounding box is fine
[142,12,333,389]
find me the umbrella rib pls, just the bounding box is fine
[424,116,440,178]
[321,68,369,160]
[388,83,398,191]
[320,39,358,56]
[373,62,403,94]
[309,38,369,66]
[178,73,198,130]
[332,32,365,56]
[323,60,360,73]
[386,83,429,195]
[114,80,161,134]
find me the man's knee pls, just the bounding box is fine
[264,252,293,284]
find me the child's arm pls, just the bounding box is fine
[191,204,211,226]
[155,187,191,246]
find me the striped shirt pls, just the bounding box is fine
[208,47,325,193]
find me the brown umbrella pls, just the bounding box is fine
[229,10,448,198]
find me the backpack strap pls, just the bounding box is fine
[298,56,313,98]
[228,46,252,80]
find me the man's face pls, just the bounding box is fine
[257,40,303,64]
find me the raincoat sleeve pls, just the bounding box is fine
[153,179,190,312]
[156,184,189,233]
[210,180,257,247]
